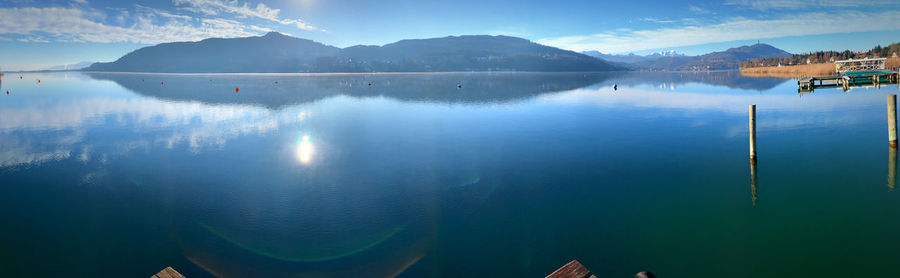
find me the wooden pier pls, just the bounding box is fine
[151,267,184,278]
[545,260,655,278]
[546,260,596,278]
[798,70,898,92]
[798,58,899,92]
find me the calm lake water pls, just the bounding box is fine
[1,71,900,277]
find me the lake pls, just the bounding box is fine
[1,71,900,277]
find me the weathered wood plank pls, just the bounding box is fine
[154,270,172,278]
[164,267,184,278]
[151,267,184,278]
[546,260,594,278]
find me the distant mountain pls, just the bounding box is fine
[582,50,683,64]
[582,51,655,64]
[45,61,95,71]
[86,32,340,72]
[582,44,792,71]
[85,32,624,73]
[647,50,684,57]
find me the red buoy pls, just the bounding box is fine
[37,79,41,83]
[235,87,239,93]
[161,82,164,85]
[274,81,278,84]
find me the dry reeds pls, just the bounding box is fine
[741,57,900,78]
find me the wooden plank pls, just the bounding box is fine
[151,267,184,278]
[164,267,184,278]
[546,260,595,278]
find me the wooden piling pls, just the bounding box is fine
[749,104,757,162]
[749,105,758,205]
[890,146,897,190]
[750,159,758,206]
[888,94,897,148]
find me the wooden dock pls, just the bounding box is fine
[799,58,899,92]
[151,267,184,278]
[546,260,596,278]
[798,70,898,92]
[546,260,656,278]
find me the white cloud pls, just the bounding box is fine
[135,4,193,20]
[725,0,898,10]
[638,17,676,24]
[17,36,50,43]
[0,6,263,44]
[687,5,712,14]
[249,25,277,33]
[537,10,900,53]
[173,0,316,30]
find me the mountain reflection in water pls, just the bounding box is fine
[8,71,899,278]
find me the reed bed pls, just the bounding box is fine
[741,57,900,78]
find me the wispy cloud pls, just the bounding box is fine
[638,17,676,24]
[0,0,317,44]
[486,28,531,38]
[135,4,192,20]
[687,5,713,14]
[173,0,316,30]
[0,6,263,44]
[17,36,50,43]
[537,10,900,53]
[725,0,898,10]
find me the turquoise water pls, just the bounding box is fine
[1,71,899,277]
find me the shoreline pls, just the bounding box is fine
[741,57,900,78]
[59,70,630,76]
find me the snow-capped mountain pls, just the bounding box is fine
[647,50,684,57]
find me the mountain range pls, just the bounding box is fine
[82,32,793,73]
[583,44,792,70]
[582,49,686,65]
[85,32,624,73]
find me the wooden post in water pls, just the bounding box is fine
[750,159,759,206]
[890,146,897,190]
[888,94,898,148]
[749,104,757,163]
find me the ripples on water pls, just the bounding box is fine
[1,72,900,277]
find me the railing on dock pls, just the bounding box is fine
[835,58,886,74]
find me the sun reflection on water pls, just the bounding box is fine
[297,134,313,164]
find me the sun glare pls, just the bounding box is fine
[297,135,313,164]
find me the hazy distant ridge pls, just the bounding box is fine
[45,61,95,71]
[583,44,792,70]
[85,32,624,73]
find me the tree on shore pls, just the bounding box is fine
[740,42,900,68]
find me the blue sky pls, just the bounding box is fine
[1,0,899,70]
